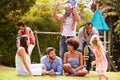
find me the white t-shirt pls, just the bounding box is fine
[57,14,76,36]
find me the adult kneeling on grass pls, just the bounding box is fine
[15,35,46,77]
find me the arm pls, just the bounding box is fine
[73,9,81,22]
[93,27,99,36]
[53,2,60,19]
[56,58,63,75]
[16,40,20,48]
[63,52,68,64]
[72,9,80,31]
[95,50,103,63]
[25,28,30,36]
[60,16,64,33]
[18,48,33,77]
[25,28,31,44]
[88,46,102,64]
[58,1,67,5]
[41,56,48,74]
[78,28,84,51]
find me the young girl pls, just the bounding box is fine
[88,35,110,80]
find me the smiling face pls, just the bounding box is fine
[67,44,74,52]
[47,49,56,60]
[65,7,72,16]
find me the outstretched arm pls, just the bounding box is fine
[53,2,60,19]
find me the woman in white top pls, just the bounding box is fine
[15,35,46,77]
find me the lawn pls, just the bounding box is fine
[0,65,120,80]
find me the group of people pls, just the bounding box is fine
[15,0,110,80]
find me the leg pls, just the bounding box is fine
[76,69,88,76]
[86,47,94,72]
[98,75,102,80]
[102,74,110,80]
[86,55,92,72]
[28,44,35,56]
[63,63,74,74]
[59,36,67,60]
[41,64,46,76]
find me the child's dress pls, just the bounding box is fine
[94,50,108,75]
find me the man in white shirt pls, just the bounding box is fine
[53,2,80,60]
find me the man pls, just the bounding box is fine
[17,21,35,56]
[53,2,80,60]
[41,47,63,76]
[78,22,99,72]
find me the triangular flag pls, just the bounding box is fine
[90,9,110,30]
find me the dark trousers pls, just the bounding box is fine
[82,42,95,72]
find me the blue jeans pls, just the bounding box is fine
[59,36,67,60]
[82,42,94,72]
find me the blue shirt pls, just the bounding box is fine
[41,55,63,75]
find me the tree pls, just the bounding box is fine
[0,0,35,23]
[0,0,35,67]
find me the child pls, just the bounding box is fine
[58,0,78,9]
[88,35,110,80]
[16,30,24,48]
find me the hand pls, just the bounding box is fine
[72,25,74,31]
[56,2,60,7]
[72,68,76,73]
[87,45,91,48]
[91,61,96,67]
[29,73,33,77]
[49,69,55,76]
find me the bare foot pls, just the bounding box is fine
[107,77,110,80]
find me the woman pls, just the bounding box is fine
[15,35,45,77]
[17,21,35,56]
[88,35,110,80]
[63,38,88,76]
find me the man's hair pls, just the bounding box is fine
[85,22,93,27]
[65,3,72,8]
[17,21,26,27]
[45,47,56,55]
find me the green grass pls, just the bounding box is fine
[0,65,120,80]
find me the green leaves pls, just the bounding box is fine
[0,0,35,23]
[114,20,120,35]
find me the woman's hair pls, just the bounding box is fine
[20,35,28,54]
[90,35,104,53]
[66,38,79,50]
[17,21,26,27]
[45,47,56,55]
